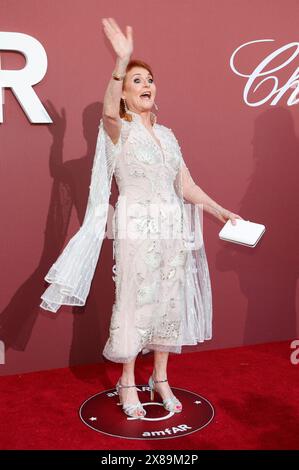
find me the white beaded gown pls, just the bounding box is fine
[101,109,212,363]
[40,108,212,363]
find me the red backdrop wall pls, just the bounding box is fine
[0,0,298,375]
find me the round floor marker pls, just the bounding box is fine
[79,384,214,440]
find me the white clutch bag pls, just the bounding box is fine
[219,219,266,247]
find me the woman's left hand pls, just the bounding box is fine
[216,207,244,225]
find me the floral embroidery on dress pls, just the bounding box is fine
[168,249,187,267]
[144,250,162,270]
[136,280,159,307]
[154,312,181,340]
[102,109,212,363]
[130,134,162,165]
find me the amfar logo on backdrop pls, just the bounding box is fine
[230,39,299,106]
[290,340,299,365]
[0,32,52,123]
[1,33,299,124]
[0,340,4,364]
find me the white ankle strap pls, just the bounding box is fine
[153,378,168,383]
[118,383,136,388]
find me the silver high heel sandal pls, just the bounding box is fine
[148,375,182,413]
[115,379,146,419]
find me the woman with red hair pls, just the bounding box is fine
[100,17,242,419]
[40,17,242,421]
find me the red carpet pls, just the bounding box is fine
[0,341,298,450]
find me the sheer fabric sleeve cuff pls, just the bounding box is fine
[40,119,122,313]
[170,129,196,200]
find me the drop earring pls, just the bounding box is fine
[123,98,129,113]
[153,101,158,110]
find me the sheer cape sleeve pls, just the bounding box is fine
[39,118,122,313]
[170,129,213,345]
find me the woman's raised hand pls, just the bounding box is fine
[101,17,133,61]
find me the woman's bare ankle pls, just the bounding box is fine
[120,373,136,385]
[153,369,167,382]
